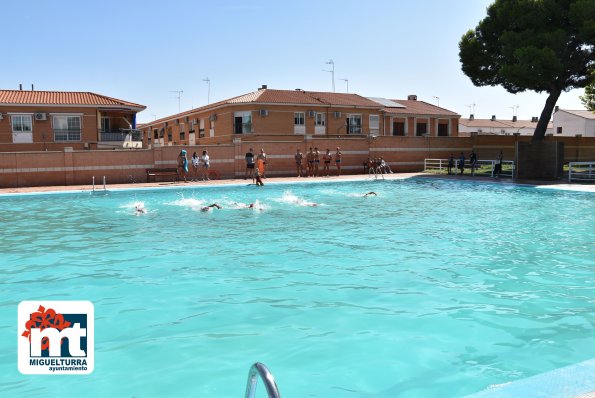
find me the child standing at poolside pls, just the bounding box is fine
[201,150,210,181]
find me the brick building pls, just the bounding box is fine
[0,88,146,151]
[139,87,460,147]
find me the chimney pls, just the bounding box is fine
[554,106,559,112]
[491,115,496,121]
[512,115,517,122]
[19,84,22,91]
[407,95,417,101]
[469,114,474,121]
[531,116,538,122]
[260,84,267,90]
[31,84,34,91]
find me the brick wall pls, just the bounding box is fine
[1,136,594,188]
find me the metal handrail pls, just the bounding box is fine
[244,362,281,398]
[568,161,595,182]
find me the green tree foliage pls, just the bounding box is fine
[580,78,595,111]
[459,0,595,141]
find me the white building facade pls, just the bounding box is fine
[552,109,595,137]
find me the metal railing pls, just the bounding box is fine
[54,129,81,141]
[99,129,142,142]
[245,362,281,398]
[424,158,515,178]
[568,161,595,182]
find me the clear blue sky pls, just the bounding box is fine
[1,0,587,123]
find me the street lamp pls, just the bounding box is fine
[339,78,349,93]
[324,59,335,92]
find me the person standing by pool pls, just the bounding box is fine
[447,153,454,175]
[178,150,189,182]
[306,147,314,177]
[335,147,342,176]
[313,147,320,177]
[254,167,264,186]
[191,152,200,181]
[323,149,332,176]
[245,148,255,180]
[201,150,210,181]
[459,152,466,175]
[294,149,304,177]
[494,151,503,177]
[257,148,267,178]
[469,150,478,176]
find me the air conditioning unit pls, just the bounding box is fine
[209,114,217,121]
[307,110,315,118]
[333,111,341,119]
[34,112,47,121]
[259,109,268,117]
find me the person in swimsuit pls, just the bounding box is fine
[379,157,393,174]
[201,203,222,212]
[363,192,377,197]
[313,147,320,177]
[256,148,267,178]
[245,148,255,180]
[254,168,264,186]
[191,152,200,181]
[323,149,332,176]
[335,147,342,176]
[201,150,210,181]
[294,149,304,177]
[135,204,146,215]
[306,147,314,177]
[178,150,189,182]
[459,152,466,175]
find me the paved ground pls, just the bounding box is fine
[1,173,594,195]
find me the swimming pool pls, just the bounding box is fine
[0,178,593,397]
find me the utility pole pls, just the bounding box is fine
[339,78,349,93]
[203,78,211,104]
[324,59,335,92]
[169,89,183,112]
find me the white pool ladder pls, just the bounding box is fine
[244,362,281,398]
[92,176,107,192]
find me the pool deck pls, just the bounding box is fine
[0,172,594,195]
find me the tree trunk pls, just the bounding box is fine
[532,89,561,142]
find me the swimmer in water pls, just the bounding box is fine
[201,203,222,212]
[135,204,146,215]
[363,192,377,197]
[233,202,256,209]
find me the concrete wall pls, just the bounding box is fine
[1,135,594,188]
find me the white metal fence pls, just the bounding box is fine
[424,158,515,178]
[568,162,595,182]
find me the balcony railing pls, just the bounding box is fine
[100,129,142,142]
[54,129,81,142]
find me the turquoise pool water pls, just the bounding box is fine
[0,178,593,397]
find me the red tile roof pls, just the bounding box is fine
[460,118,552,128]
[306,91,380,107]
[385,100,460,117]
[143,89,461,126]
[559,109,595,120]
[0,90,146,110]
